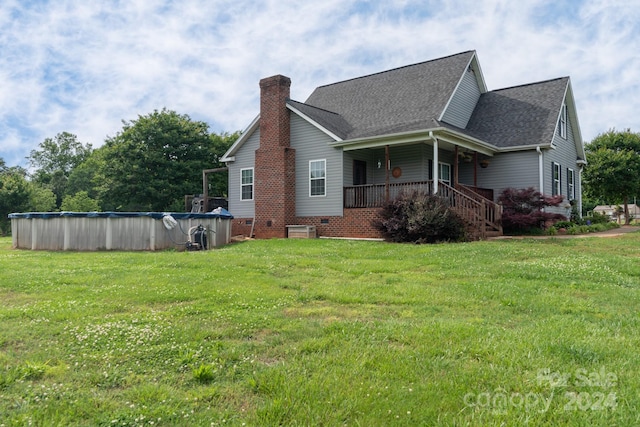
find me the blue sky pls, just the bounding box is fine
[1,0,639,168]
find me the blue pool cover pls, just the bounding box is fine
[9,209,234,220]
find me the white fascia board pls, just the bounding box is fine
[497,143,553,153]
[220,115,260,162]
[331,127,497,156]
[565,79,586,159]
[286,104,343,142]
[437,51,487,122]
[471,52,488,93]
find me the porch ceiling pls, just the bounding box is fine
[330,128,496,156]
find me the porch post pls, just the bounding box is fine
[454,145,459,187]
[385,145,390,202]
[473,152,478,187]
[433,138,439,194]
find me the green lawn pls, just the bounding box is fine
[0,233,639,426]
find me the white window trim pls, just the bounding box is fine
[240,167,254,201]
[309,159,326,197]
[552,162,561,196]
[439,162,451,186]
[567,168,575,200]
[559,103,567,139]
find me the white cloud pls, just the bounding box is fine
[1,0,639,167]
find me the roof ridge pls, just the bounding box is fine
[314,50,476,89]
[491,76,569,92]
[287,99,341,116]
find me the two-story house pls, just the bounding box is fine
[222,50,585,239]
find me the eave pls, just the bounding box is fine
[220,115,260,163]
[286,103,344,142]
[329,126,498,156]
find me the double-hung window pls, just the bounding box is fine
[558,103,567,139]
[567,168,575,200]
[439,163,451,185]
[552,162,561,196]
[240,168,254,200]
[309,159,326,197]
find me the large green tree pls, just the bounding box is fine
[0,163,54,235]
[27,132,93,208]
[582,129,640,224]
[98,109,236,212]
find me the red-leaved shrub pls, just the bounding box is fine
[498,187,566,233]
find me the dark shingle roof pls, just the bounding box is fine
[287,100,353,140]
[465,77,569,148]
[302,51,475,139]
[285,51,569,150]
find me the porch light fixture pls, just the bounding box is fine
[459,152,473,163]
[480,159,490,168]
[377,159,382,169]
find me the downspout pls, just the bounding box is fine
[578,163,584,218]
[428,131,438,194]
[536,146,544,194]
[537,146,544,213]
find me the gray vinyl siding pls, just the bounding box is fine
[543,108,581,216]
[291,114,343,217]
[344,150,376,185]
[227,129,259,218]
[345,143,449,186]
[459,151,539,202]
[441,68,481,128]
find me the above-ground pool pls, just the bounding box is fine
[9,211,233,251]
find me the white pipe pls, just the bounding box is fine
[536,146,543,194]
[428,131,438,194]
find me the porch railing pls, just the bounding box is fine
[344,181,434,209]
[343,181,502,238]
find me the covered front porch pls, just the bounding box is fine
[338,133,502,238]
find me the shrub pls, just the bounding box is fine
[552,220,574,230]
[498,187,566,234]
[374,191,468,243]
[586,212,611,225]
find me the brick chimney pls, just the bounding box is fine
[254,75,296,238]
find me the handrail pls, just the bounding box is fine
[343,180,502,238]
[440,182,502,238]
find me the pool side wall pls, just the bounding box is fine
[10,215,232,251]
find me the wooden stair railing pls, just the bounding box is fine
[439,182,502,239]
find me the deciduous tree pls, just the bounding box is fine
[582,129,640,224]
[98,109,237,211]
[28,132,93,208]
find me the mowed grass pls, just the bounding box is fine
[0,233,639,426]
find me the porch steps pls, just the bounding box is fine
[440,182,503,240]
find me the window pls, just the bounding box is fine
[439,163,451,185]
[558,103,567,139]
[552,162,561,196]
[240,168,253,200]
[309,159,326,197]
[567,168,575,200]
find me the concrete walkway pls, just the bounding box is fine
[492,225,639,240]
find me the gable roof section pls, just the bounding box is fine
[223,51,584,163]
[286,100,352,140]
[304,51,476,140]
[220,114,259,162]
[465,77,569,149]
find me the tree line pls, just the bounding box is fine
[2,115,640,235]
[0,109,238,235]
